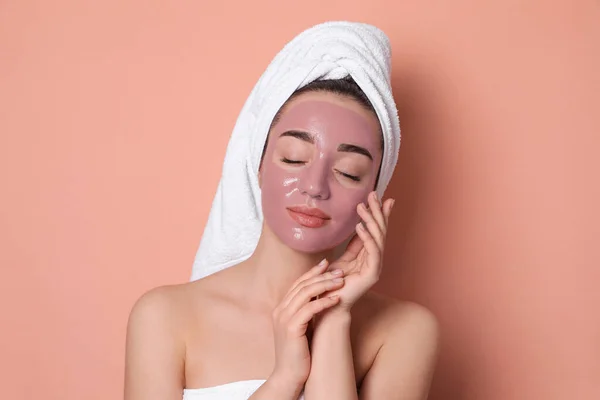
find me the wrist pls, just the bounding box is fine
[266,371,304,398]
[315,307,352,327]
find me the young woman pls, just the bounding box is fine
[125,22,439,400]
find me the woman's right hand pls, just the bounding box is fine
[269,259,345,390]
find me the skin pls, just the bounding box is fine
[260,98,382,253]
[124,91,439,400]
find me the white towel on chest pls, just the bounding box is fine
[182,380,304,399]
[191,21,401,281]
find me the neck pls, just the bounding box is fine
[242,223,334,310]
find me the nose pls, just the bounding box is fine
[298,164,330,200]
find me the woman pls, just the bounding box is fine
[125,22,439,400]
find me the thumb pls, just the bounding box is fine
[339,233,363,262]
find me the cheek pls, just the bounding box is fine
[260,162,297,202]
[328,186,370,225]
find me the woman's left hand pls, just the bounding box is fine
[325,191,394,311]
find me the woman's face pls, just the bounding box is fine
[259,91,383,253]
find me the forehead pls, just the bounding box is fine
[270,93,381,147]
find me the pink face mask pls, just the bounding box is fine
[259,96,383,253]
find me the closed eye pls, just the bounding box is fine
[336,169,361,182]
[281,157,306,165]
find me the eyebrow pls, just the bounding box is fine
[337,143,373,160]
[279,130,314,143]
[279,130,373,161]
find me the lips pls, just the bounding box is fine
[286,205,331,228]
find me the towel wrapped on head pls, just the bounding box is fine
[191,21,401,281]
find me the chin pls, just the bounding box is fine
[263,214,355,254]
[282,230,352,255]
[286,241,334,254]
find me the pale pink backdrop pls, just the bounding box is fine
[1,1,599,399]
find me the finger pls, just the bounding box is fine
[273,258,329,313]
[285,276,344,316]
[289,295,341,331]
[383,198,394,226]
[284,276,344,316]
[355,222,382,279]
[368,191,387,233]
[281,269,343,309]
[288,258,329,294]
[357,202,384,249]
[339,233,363,262]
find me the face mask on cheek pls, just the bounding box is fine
[260,156,370,254]
[259,97,382,254]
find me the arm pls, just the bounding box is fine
[358,303,439,400]
[303,193,393,399]
[250,260,346,400]
[303,309,358,399]
[124,287,185,400]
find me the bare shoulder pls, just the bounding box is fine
[125,283,201,398]
[127,271,240,346]
[128,283,190,328]
[356,291,439,342]
[353,292,440,399]
[383,298,439,360]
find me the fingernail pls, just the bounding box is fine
[357,222,365,231]
[391,199,396,210]
[318,258,327,267]
[332,277,344,283]
[331,269,343,276]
